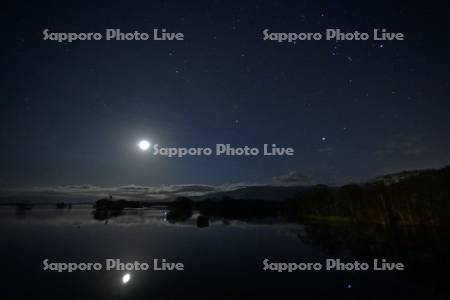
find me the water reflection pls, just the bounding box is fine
[1,206,450,299]
[121,273,131,284]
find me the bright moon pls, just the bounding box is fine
[138,140,150,151]
[122,273,131,284]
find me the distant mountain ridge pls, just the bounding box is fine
[194,185,311,201]
[199,166,450,201]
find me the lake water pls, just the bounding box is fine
[1,206,449,299]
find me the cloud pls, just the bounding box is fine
[0,183,249,202]
[272,171,312,186]
[0,174,311,202]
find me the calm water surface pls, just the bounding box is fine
[1,206,449,299]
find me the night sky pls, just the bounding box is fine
[1,0,450,188]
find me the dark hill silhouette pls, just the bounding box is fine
[94,165,450,226]
[190,166,450,226]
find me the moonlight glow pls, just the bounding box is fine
[122,273,131,284]
[138,140,150,151]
